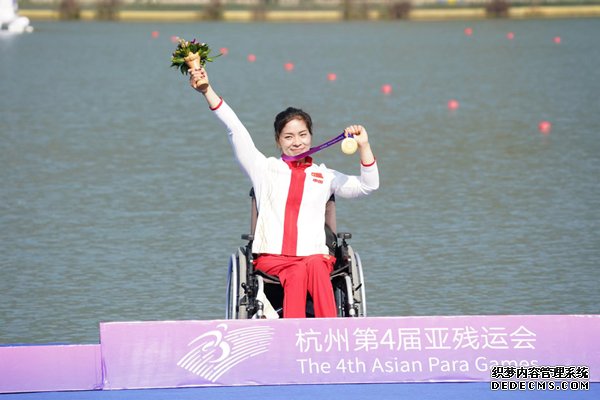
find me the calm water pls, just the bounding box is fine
[1,19,599,344]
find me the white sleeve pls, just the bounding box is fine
[331,162,380,199]
[212,100,266,183]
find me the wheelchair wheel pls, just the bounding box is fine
[348,246,367,317]
[225,253,237,319]
[225,247,250,319]
[330,245,366,318]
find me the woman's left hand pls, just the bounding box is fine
[344,124,375,165]
[344,125,369,148]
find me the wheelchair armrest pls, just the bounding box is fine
[337,232,352,240]
[242,234,254,241]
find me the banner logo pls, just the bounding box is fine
[177,323,275,382]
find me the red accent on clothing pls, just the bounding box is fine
[254,254,337,318]
[361,158,377,167]
[210,97,224,111]
[281,159,311,255]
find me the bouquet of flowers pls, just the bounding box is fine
[170,38,219,75]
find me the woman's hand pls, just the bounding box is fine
[189,67,209,93]
[189,67,222,109]
[344,125,369,148]
[344,124,375,166]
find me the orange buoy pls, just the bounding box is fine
[151,31,159,38]
[327,73,337,81]
[247,54,257,62]
[284,62,295,71]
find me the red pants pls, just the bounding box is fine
[254,254,337,318]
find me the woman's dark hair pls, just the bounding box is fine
[273,107,313,142]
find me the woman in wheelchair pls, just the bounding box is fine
[189,67,379,318]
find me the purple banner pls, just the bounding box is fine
[0,344,102,393]
[99,315,600,390]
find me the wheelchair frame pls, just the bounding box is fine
[225,190,367,319]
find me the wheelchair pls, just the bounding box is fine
[226,189,367,319]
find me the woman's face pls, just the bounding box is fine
[277,118,312,157]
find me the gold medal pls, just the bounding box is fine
[341,137,358,155]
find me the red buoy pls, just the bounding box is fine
[553,36,561,44]
[538,121,552,135]
[151,31,159,39]
[220,47,229,56]
[506,32,515,40]
[327,73,337,81]
[447,99,460,110]
[464,27,473,36]
[247,54,256,62]
[381,84,393,95]
[284,62,295,71]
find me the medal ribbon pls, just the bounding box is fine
[281,132,351,162]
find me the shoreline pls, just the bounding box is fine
[20,5,600,22]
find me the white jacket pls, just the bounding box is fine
[213,100,379,256]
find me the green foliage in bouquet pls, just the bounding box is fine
[170,38,220,75]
